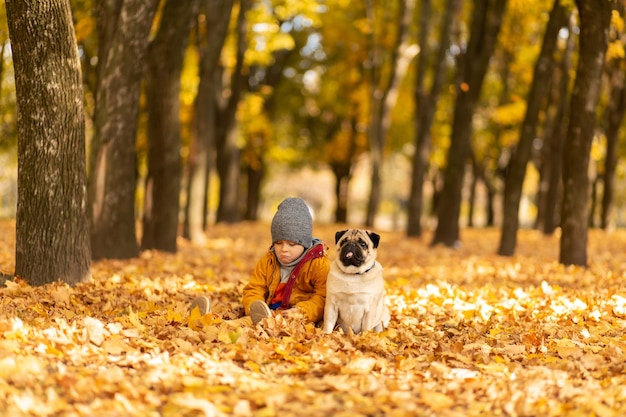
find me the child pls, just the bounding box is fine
[190,197,330,326]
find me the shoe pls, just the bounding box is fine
[250,300,272,325]
[189,295,211,316]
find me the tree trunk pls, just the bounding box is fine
[331,163,351,224]
[497,0,566,256]
[601,15,626,230]
[142,0,199,252]
[467,165,478,228]
[215,126,241,223]
[471,156,498,227]
[539,14,575,235]
[89,0,159,260]
[589,177,599,227]
[365,0,418,227]
[485,180,495,226]
[243,48,294,221]
[183,0,233,242]
[431,0,507,247]
[244,164,262,221]
[7,0,91,285]
[407,0,459,237]
[559,0,613,266]
[215,0,252,223]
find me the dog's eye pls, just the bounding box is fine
[359,240,368,249]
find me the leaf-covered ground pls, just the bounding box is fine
[1,220,626,416]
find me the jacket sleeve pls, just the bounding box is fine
[293,255,330,322]
[241,254,273,316]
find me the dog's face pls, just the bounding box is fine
[334,229,380,274]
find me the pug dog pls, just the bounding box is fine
[323,229,390,334]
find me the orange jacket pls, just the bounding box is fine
[242,242,330,322]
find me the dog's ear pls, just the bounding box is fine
[335,229,348,244]
[367,231,380,248]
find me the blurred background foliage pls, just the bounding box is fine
[1,0,625,233]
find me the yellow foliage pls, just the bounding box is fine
[74,16,95,43]
[499,129,520,148]
[611,9,625,33]
[590,134,606,163]
[606,41,625,62]
[493,101,527,126]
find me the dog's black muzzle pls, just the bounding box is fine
[339,241,366,267]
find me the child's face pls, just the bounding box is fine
[273,240,305,264]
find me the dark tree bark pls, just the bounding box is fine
[89,0,159,260]
[601,1,626,231]
[183,0,233,242]
[431,0,507,247]
[484,178,496,226]
[467,163,478,228]
[142,0,199,252]
[7,0,91,285]
[589,177,600,227]
[601,76,626,230]
[244,160,264,221]
[365,0,417,227]
[215,0,252,223]
[538,14,575,235]
[407,0,459,237]
[559,0,614,266]
[320,112,358,224]
[497,0,567,256]
[331,162,351,223]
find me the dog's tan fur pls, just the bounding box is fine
[323,229,390,334]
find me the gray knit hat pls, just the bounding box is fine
[271,197,313,248]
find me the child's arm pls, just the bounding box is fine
[292,256,330,322]
[241,255,272,316]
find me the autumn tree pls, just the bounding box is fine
[240,0,317,220]
[431,0,508,247]
[326,115,365,223]
[142,0,199,252]
[183,0,233,243]
[241,45,295,221]
[535,14,576,235]
[89,0,159,259]
[497,0,568,256]
[0,5,16,153]
[262,0,369,223]
[6,0,91,285]
[214,0,251,223]
[600,3,626,231]
[407,0,460,237]
[0,5,17,218]
[559,0,615,266]
[364,0,418,227]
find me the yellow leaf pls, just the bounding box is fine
[83,316,107,346]
[341,357,377,375]
[187,305,204,331]
[244,361,260,372]
[127,307,145,331]
[218,327,240,344]
[167,308,184,324]
[50,285,71,305]
[102,336,132,355]
[555,339,583,359]
[421,390,454,411]
[502,344,526,355]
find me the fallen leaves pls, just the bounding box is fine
[1,222,626,416]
